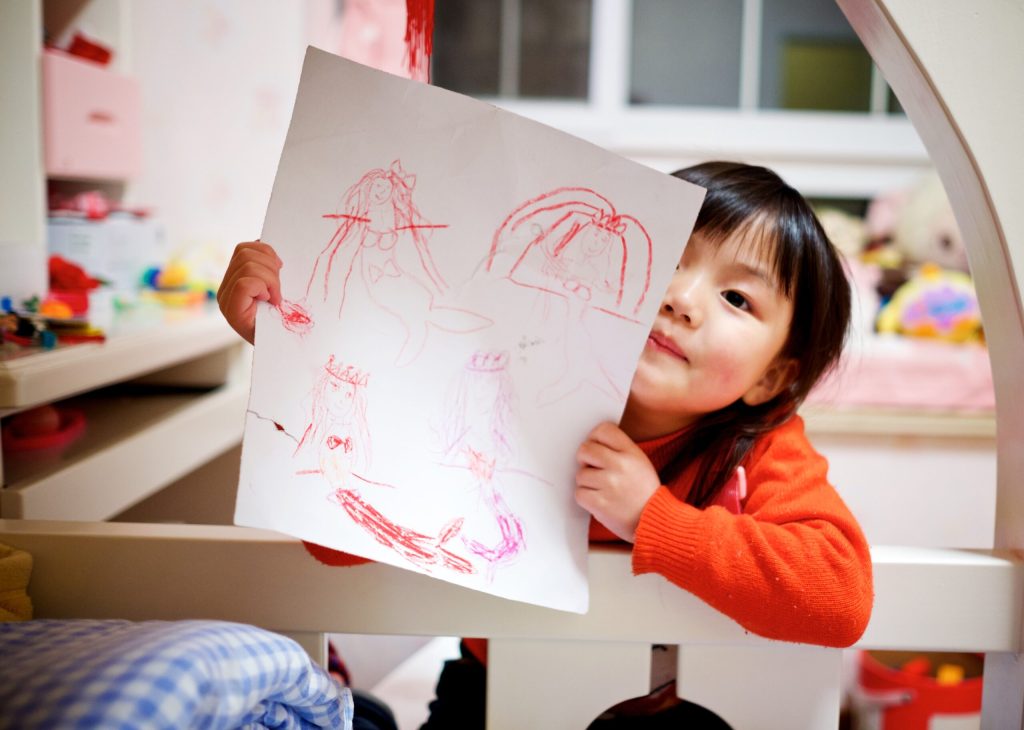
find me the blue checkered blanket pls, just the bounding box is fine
[0,620,352,729]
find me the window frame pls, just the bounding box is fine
[458,0,930,199]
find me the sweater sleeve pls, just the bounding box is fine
[303,541,373,567]
[631,417,873,648]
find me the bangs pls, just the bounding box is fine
[696,213,798,300]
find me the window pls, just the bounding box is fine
[429,0,925,200]
[759,0,873,111]
[432,0,902,115]
[433,0,592,99]
[629,0,743,107]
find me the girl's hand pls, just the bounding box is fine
[575,421,661,542]
[217,241,283,344]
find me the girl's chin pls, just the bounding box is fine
[632,352,681,385]
[627,366,673,406]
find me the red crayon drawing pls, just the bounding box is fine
[289,160,490,365]
[295,356,373,474]
[286,354,476,575]
[329,488,474,574]
[485,187,653,320]
[485,188,654,404]
[276,299,313,335]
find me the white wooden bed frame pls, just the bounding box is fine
[3,2,1022,728]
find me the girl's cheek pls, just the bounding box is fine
[705,356,743,388]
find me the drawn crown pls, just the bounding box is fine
[468,350,510,372]
[591,210,627,234]
[325,356,369,387]
[388,160,416,190]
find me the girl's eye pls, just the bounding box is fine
[722,290,750,311]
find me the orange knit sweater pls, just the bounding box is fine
[305,414,874,655]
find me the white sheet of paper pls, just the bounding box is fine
[234,47,704,613]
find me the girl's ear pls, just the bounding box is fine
[742,357,799,406]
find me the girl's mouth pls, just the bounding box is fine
[647,332,687,361]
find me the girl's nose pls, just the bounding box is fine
[661,271,704,327]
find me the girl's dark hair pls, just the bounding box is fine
[663,161,851,508]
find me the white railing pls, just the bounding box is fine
[1,519,1020,728]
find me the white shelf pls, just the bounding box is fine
[0,303,240,412]
[801,404,996,439]
[1,380,248,520]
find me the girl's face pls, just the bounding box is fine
[624,229,796,440]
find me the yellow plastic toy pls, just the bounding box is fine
[876,263,983,342]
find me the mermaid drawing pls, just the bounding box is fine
[290,355,474,575]
[440,350,530,579]
[284,160,491,366]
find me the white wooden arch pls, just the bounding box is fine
[838,1,1024,724]
[1,2,1022,728]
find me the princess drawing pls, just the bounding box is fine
[294,355,474,575]
[485,188,654,404]
[301,160,491,366]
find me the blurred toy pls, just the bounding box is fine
[855,651,983,730]
[48,255,104,318]
[816,207,868,259]
[153,262,189,290]
[65,32,113,66]
[50,254,102,291]
[862,171,977,320]
[876,263,982,343]
[863,185,909,253]
[141,260,214,308]
[864,171,969,271]
[38,299,74,319]
[892,172,969,272]
[0,302,57,349]
[1,268,106,348]
[47,189,151,221]
[1,404,86,453]
[48,189,112,220]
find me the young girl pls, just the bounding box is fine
[218,161,872,728]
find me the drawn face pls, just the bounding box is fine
[323,375,359,422]
[625,230,795,437]
[369,176,394,206]
[583,228,612,256]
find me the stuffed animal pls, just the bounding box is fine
[892,172,969,272]
[862,171,984,342]
[816,207,868,259]
[864,171,969,273]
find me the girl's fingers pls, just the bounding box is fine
[574,464,606,491]
[233,240,282,266]
[219,279,267,334]
[229,275,273,306]
[225,247,283,282]
[219,260,282,307]
[586,421,633,450]
[576,438,613,468]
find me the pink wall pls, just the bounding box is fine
[123,0,343,277]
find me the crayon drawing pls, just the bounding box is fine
[283,356,476,575]
[286,160,491,366]
[485,188,654,404]
[438,351,535,581]
[235,48,703,613]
